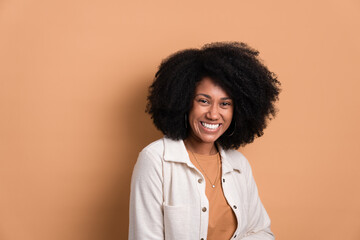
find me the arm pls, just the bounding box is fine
[241,160,274,240]
[129,149,164,240]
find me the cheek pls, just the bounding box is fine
[229,111,234,122]
[225,111,234,128]
[225,108,234,120]
[187,111,198,130]
[188,105,203,121]
[189,116,200,131]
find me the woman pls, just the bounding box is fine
[129,42,280,240]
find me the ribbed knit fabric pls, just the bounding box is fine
[188,151,237,240]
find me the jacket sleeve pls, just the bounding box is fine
[241,159,274,240]
[129,149,164,240]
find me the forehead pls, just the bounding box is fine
[195,77,230,98]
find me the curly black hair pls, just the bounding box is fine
[146,42,280,149]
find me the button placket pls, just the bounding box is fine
[222,172,241,240]
[196,172,208,240]
[191,164,208,240]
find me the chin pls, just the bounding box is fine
[198,135,221,144]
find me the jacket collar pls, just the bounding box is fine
[163,137,190,165]
[163,137,242,173]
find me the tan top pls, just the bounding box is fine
[188,151,237,240]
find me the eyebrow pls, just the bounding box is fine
[196,93,232,100]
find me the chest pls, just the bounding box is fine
[163,161,249,211]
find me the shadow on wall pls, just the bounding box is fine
[98,75,162,240]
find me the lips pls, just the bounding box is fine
[200,121,221,130]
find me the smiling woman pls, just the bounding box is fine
[186,77,234,155]
[129,42,281,240]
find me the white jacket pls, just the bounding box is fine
[129,137,274,240]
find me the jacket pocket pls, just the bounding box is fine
[163,204,189,240]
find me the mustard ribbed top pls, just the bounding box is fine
[188,151,237,240]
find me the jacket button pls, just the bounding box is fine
[198,178,203,183]
[202,207,207,212]
[233,205,237,209]
[233,234,237,238]
[201,238,204,240]
[223,178,225,182]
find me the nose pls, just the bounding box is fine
[206,104,220,120]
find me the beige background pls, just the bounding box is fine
[1,0,360,239]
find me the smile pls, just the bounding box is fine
[201,122,221,130]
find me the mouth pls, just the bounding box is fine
[200,121,222,130]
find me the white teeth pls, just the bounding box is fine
[201,122,220,129]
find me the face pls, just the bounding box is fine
[187,77,234,146]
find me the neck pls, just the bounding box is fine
[184,138,217,155]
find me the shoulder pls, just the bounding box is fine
[137,138,165,166]
[224,148,246,161]
[223,148,252,173]
[132,138,166,183]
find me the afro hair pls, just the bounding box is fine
[146,42,280,149]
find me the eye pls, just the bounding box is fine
[221,101,232,107]
[198,99,209,104]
